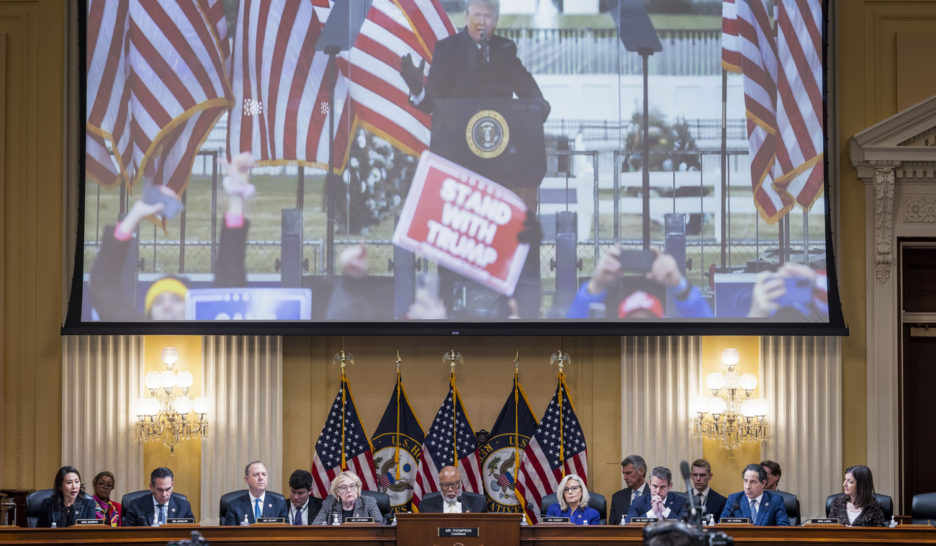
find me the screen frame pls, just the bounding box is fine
[62,0,848,337]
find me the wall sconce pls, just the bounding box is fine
[692,348,768,450]
[134,347,208,453]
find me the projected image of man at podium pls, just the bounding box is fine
[399,0,550,319]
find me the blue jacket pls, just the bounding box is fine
[545,502,601,525]
[626,491,688,522]
[719,490,790,526]
[221,491,288,526]
[123,493,194,527]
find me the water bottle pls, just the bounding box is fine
[50,521,57,528]
[890,515,898,528]
[240,514,249,526]
[391,513,397,526]
[620,514,626,526]
[332,513,341,526]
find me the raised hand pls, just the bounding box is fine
[399,53,426,96]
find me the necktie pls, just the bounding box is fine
[254,498,262,520]
[697,493,704,508]
[750,499,758,522]
[293,506,303,525]
[158,504,166,525]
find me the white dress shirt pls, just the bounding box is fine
[443,498,463,513]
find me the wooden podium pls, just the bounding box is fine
[397,512,521,546]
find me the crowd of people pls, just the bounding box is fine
[36,458,888,528]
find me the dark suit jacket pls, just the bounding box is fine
[720,490,790,526]
[417,28,545,115]
[122,493,194,527]
[692,488,728,522]
[626,491,689,523]
[36,495,97,527]
[609,484,647,525]
[419,491,487,513]
[287,497,324,525]
[827,495,887,527]
[220,491,288,526]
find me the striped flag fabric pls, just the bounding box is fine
[480,369,537,515]
[226,0,352,169]
[311,374,378,497]
[515,372,588,524]
[412,378,483,510]
[721,0,742,73]
[773,0,824,211]
[85,0,232,194]
[729,0,824,223]
[371,368,425,512]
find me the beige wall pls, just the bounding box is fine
[4,0,936,505]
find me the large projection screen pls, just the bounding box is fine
[65,0,846,335]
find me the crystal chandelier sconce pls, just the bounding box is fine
[692,348,768,450]
[134,347,208,453]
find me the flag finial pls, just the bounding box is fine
[395,350,403,372]
[442,349,463,374]
[333,349,354,374]
[549,351,570,373]
[514,350,520,371]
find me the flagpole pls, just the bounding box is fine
[550,351,570,478]
[443,349,462,468]
[334,349,354,471]
[513,351,520,482]
[395,350,402,481]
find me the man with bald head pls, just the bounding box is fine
[419,466,487,513]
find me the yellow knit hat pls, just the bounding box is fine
[145,277,188,315]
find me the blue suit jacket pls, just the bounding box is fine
[545,503,601,525]
[123,493,194,527]
[719,490,790,526]
[626,491,688,522]
[221,491,288,526]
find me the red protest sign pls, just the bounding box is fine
[392,151,529,296]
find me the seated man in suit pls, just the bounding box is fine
[221,460,288,525]
[287,469,323,526]
[123,467,194,526]
[689,458,727,523]
[626,466,688,523]
[720,464,790,526]
[419,465,487,513]
[610,454,649,525]
[761,460,782,491]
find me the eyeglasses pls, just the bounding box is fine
[336,484,356,492]
[564,485,581,492]
[439,482,462,490]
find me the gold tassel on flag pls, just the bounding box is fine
[333,349,354,471]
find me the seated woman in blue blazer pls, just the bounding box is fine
[37,466,96,527]
[545,474,600,525]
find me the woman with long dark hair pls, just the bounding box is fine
[37,466,97,527]
[827,465,887,526]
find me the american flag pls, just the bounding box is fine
[515,374,588,524]
[311,0,455,158]
[727,0,824,224]
[310,375,378,497]
[85,0,232,194]
[226,0,352,169]
[412,380,483,510]
[721,0,742,73]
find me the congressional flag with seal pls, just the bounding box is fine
[412,378,483,509]
[515,372,588,524]
[480,370,537,515]
[311,375,378,497]
[371,369,425,513]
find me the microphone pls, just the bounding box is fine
[731,502,740,516]
[480,31,490,63]
[680,461,701,529]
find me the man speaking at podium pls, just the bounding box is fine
[399,0,550,319]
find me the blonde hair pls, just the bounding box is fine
[329,470,362,500]
[556,474,590,511]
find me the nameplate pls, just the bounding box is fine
[344,517,375,524]
[541,516,570,524]
[74,519,104,525]
[630,517,659,525]
[438,527,479,537]
[255,517,286,524]
[804,518,841,525]
[166,517,195,525]
[720,517,751,524]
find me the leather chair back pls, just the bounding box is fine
[826,492,893,522]
[539,491,607,524]
[25,489,53,528]
[911,491,936,524]
[775,490,800,526]
[121,490,189,520]
[219,490,246,523]
[360,490,392,523]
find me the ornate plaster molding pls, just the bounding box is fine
[903,196,936,224]
[874,167,895,283]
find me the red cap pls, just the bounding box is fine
[618,290,664,318]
